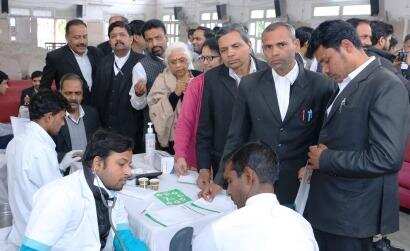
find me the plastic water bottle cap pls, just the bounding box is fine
[147,122,153,133]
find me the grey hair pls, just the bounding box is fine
[216,23,251,44]
[262,22,296,40]
[164,41,193,68]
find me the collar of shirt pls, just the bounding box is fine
[114,50,131,74]
[271,60,299,85]
[93,175,117,199]
[70,47,88,59]
[28,121,56,149]
[337,56,376,92]
[245,192,280,208]
[229,57,257,85]
[65,105,85,124]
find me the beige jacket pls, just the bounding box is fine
[147,68,182,147]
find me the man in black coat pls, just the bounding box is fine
[40,19,103,104]
[305,20,409,251]
[20,71,42,106]
[53,73,100,169]
[92,21,145,153]
[200,23,334,205]
[196,24,269,189]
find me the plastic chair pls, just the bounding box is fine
[169,226,193,251]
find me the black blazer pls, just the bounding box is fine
[97,41,113,56]
[196,58,269,174]
[19,86,36,106]
[305,58,410,238]
[40,45,103,104]
[54,105,100,161]
[92,51,145,151]
[215,61,335,204]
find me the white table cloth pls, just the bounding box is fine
[120,154,235,251]
[0,152,7,205]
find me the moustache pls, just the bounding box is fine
[115,41,125,46]
[77,44,86,48]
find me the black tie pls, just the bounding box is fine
[327,86,340,109]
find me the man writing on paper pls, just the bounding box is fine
[193,142,318,251]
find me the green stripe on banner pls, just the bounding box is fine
[189,203,221,213]
[145,213,168,227]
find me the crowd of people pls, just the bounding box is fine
[0,14,410,251]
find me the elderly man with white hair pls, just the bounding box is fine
[147,41,201,153]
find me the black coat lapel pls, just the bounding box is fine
[219,66,237,98]
[60,122,71,150]
[258,69,282,124]
[64,46,84,79]
[323,58,381,126]
[117,52,136,95]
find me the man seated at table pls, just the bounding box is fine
[21,130,148,251]
[193,142,318,251]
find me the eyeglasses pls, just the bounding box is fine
[199,55,220,62]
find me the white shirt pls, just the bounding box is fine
[327,56,376,115]
[113,50,131,76]
[229,57,257,85]
[66,105,85,124]
[272,61,299,121]
[71,48,93,91]
[129,56,165,110]
[193,193,319,251]
[6,121,62,246]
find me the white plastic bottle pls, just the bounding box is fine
[145,122,156,166]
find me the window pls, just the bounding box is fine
[9,8,30,16]
[313,6,340,17]
[248,9,276,54]
[163,14,179,45]
[33,9,52,17]
[37,18,67,48]
[200,12,222,29]
[342,4,371,16]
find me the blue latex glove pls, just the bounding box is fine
[114,228,148,251]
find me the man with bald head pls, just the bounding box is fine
[97,15,129,56]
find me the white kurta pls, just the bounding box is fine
[193,193,319,251]
[6,122,62,246]
[23,170,129,251]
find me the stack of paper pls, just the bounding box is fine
[154,189,192,206]
[294,166,313,215]
[177,171,199,185]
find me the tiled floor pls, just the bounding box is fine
[390,210,410,250]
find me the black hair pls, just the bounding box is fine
[59,73,83,91]
[108,21,132,37]
[195,26,214,40]
[202,37,220,54]
[295,26,314,48]
[389,35,398,51]
[129,20,145,36]
[213,26,221,34]
[405,34,410,43]
[141,19,167,39]
[109,16,129,24]
[370,20,394,46]
[82,129,134,169]
[28,89,69,120]
[0,71,9,83]
[217,23,251,44]
[30,71,43,80]
[306,20,362,59]
[65,19,87,35]
[188,28,196,37]
[228,142,279,185]
[345,18,370,28]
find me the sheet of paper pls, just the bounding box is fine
[145,204,204,227]
[120,184,156,200]
[10,116,30,136]
[294,166,313,215]
[177,170,199,185]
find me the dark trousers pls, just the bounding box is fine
[314,229,374,251]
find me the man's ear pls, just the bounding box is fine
[92,156,104,172]
[243,166,256,186]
